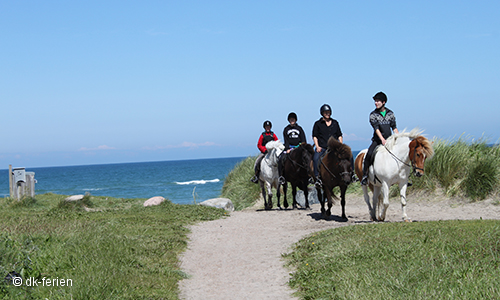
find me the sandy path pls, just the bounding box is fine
[178,195,500,300]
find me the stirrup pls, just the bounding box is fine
[278,176,286,185]
[361,175,368,186]
[250,176,259,183]
[314,177,322,188]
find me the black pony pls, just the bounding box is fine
[281,143,315,209]
[316,137,353,219]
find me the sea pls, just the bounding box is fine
[0,157,246,205]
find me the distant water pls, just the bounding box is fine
[1,157,245,205]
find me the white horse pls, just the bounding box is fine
[259,140,285,210]
[354,129,434,222]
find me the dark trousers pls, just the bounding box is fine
[363,141,380,176]
[313,148,326,177]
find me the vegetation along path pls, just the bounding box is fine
[179,195,500,300]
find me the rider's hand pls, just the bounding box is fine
[316,146,322,153]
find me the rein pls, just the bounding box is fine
[383,144,423,173]
[320,150,352,180]
[286,149,309,171]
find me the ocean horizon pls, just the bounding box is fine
[1,156,247,205]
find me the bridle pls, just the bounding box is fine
[383,143,424,174]
[286,147,311,171]
[320,150,353,180]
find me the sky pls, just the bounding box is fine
[1,1,499,168]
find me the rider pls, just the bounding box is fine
[250,120,279,183]
[360,91,399,185]
[278,112,307,185]
[312,104,343,187]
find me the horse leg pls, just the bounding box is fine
[372,186,381,221]
[361,185,375,221]
[316,186,325,215]
[399,183,410,222]
[291,184,297,210]
[340,185,347,220]
[276,182,281,210]
[378,182,390,221]
[267,183,273,210]
[323,188,333,218]
[260,181,268,209]
[282,181,288,209]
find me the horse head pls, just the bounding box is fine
[299,143,315,175]
[327,137,353,185]
[409,136,434,177]
[265,140,285,166]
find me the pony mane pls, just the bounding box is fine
[327,137,352,160]
[266,140,284,151]
[379,128,434,158]
[414,135,434,158]
[299,143,315,156]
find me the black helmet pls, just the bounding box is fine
[263,120,272,129]
[320,104,332,116]
[373,91,388,103]
[287,112,297,122]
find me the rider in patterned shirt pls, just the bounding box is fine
[361,91,399,185]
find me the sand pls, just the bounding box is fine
[179,193,500,300]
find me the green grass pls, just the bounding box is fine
[284,220,500,300]
[221,156,261,210]
[0,193,227,299]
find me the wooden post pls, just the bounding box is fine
[9,164,13,198]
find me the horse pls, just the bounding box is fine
[315,137,353,219]
[259,140,285,210]
[281,143,315,209]
[354,128,434,222]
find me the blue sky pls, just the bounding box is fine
[1,1,499,168]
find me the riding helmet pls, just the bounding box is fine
[373,91,388,103]
[320,104,332,116]
[263,120,272,129]
[287,112,298,122]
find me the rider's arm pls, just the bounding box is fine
[375,129,386,145]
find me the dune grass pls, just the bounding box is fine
[0,193,226,299]
[284,219,500,299]
[223,138,500,211]
[412,138,500,200]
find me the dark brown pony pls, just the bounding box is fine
[282,143,315,209]
[316,137,353,219]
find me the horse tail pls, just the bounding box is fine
[354,152,365,181]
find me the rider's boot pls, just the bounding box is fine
[314,176,322,188]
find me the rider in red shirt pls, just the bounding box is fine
[251,120,278,183]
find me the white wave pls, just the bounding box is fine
[175,179,220,185]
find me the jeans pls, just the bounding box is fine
[313,148,326,177]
